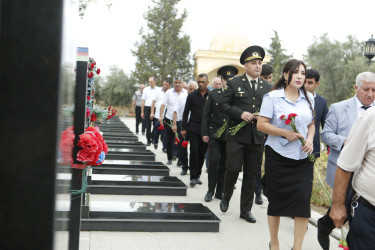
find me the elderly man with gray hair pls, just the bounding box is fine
[187,81,198,94]
[317,71,375,250]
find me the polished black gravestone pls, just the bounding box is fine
[103,135,138,141]
[86,175,187,196]
[92,160,170,176]
[57,201,220,232]
[105,148,155,161]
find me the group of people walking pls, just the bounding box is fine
[132,45,375,250]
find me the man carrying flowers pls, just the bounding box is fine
[218,45,272,223]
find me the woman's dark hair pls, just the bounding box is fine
[272,59,315,119]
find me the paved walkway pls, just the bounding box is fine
[77,117,340,250]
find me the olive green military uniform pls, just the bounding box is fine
[201,88,228,198]
[219,74,272,213]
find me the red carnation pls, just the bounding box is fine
[288,113,298,119]
[91,113,97,122]
[86,108,91,117]
[87,72,94,78]
[59,126,74,165]
[182,141,188,148]
[96,68,101,75]
[87,96,91,101]
[90,63,94,69]
[285,119,292,125]
[280,115,285,120]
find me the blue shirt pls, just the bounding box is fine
[259,88,314,160]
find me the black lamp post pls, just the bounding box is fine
[364,35,375,65]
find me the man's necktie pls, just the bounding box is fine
[250,80,256,92]
[361,105,371,110]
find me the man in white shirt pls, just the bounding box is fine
[141,77,159,145]
[151,80,170,149]
[330,106,375,249]
[159,76,188,168]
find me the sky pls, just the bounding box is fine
[75,0,375,78]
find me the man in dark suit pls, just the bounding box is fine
[219,46,272,223]
[202,65,238,202]
[305,69,328,158]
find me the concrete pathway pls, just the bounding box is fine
[76,117,341,250]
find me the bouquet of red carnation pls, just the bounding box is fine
[280,113,315,162]
[91,113,97,122]
[181,140,188,148]
[174,136,180,145]
[77,127,108,166]
[338,229,349,249]
[158,124,165,131]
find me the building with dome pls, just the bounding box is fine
[193,26,270,81]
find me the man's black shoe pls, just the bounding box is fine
[173,156,177,161]
[142,132,145,135]
[146,142,151,146]
[317,218,330,250]
[214,192,223,200]
[154,144,158,149]
[255,194,263,205]
[167,160,172,165]
[180,170,187,175]
[204,191,214,202]
[220,199,229,212]
[240,211,256,223]
[162,148,167,153]
[196,178,202,185]
[190,179,196,187]
[177,160,182,167]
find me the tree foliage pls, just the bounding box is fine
[78,0,112,18]
[132,0,192,85]
[99,66,135,107]
[304,34,375,105]
[267,30,292,81]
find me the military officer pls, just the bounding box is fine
[219,46,272,223]
[202,65,238,202]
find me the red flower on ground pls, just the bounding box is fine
[285,119,292,125]
[182,141,188,148]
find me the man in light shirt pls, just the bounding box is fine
[159,76,188,168]
[131,84,145,135]
[151,80,170,150]
[141,76,159,146]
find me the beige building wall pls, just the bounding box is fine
[193,26,270,82]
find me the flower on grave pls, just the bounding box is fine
[77,127,108,166]
[91,113,97,122]
[280,113,315,163]
[87,96,91,101]
[96,68,101,75]
[87,72,94,78]
[86,108,91,117]
[182,140,188,148]
[106,106,117,120]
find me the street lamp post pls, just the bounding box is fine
[364,35,375,65]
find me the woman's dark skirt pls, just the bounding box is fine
[263,145,313,218]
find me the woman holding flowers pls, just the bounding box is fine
[257,59,315,250]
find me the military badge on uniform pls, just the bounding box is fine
[238,87,245,97]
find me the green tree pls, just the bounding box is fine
[78,0,112,18]
[304,34,375,105]
[267,30,292,81]
[100,66,135,108]
[132,0,192,85]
